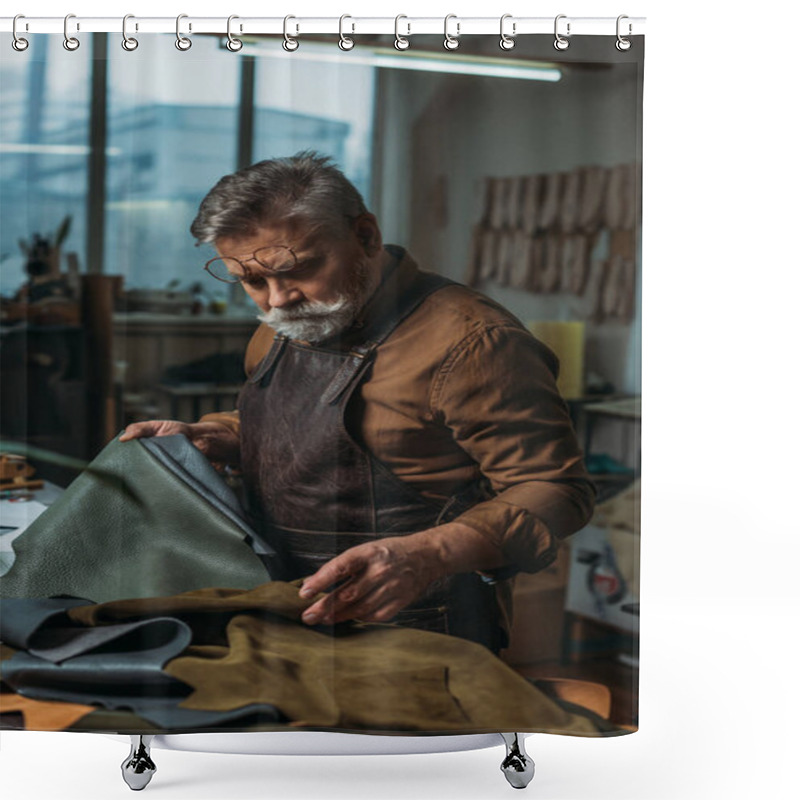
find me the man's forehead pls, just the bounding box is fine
[216,220,324,257]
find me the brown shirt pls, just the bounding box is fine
[202,247,595,574]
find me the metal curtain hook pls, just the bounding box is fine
[12,14,29,51]
[226,15,243,51]
[175,13,192,50]
[554,14,570,51]
[121,14,139,51]
[616,14,632,51]
[499,14,515,51]
[63,13,80,51]
[394,15,410,51]
[444,14,460,51]
[339,14,354,50]
[283,15,299,51]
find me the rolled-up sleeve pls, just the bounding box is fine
[198,324,274,443]
[198,408,241,436]
[430,322,595,573]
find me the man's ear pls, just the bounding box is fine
[353,213,382,256]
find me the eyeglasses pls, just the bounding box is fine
[204,245,298,284]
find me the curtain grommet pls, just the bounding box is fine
[394,15,410,50]
[554,14,570,51]
[121,14,138,51]
[283,15,299,51]
[499,14,516,51]
[12,15,29,51]
[338,14,355,51]
[175,14,192,51]
[226,15,243,52]
[443,14,460,51]
[616,15,632,51]
[63,13,80,51]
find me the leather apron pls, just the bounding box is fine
[237,267,503,652]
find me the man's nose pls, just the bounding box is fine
[262,276,302,309]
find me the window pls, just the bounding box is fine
[104,36,240,293]
[252,48,375,205]
[0,37,91,297]
[1,36,376,300]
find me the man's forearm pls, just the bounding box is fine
[412,521,509,579]
[454,478,596,574]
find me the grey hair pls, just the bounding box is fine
[190,151,367,245]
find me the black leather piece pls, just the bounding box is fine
[0,595,283,731]
[28,617,191,665]
[4,621,192,690]
[121,702,283,731]
[1,598,192,710]
[4,652,282,731]
[0,597,92,652]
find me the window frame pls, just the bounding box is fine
[84,34,255,277]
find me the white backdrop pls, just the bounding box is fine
[2,2,798,799]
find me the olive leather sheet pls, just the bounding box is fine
[1,581,608,735]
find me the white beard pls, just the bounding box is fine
[257,295,359,343]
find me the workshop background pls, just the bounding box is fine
[1,26,641,732]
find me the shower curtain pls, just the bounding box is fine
[0,19,643,740]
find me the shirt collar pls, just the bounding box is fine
[348,244,421,336]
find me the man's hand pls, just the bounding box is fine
[297,522,507,626]
[298,535,444,626]
[119,420,240,464]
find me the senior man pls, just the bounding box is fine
[120,152,595,653]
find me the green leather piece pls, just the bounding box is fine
[0,437,271,602]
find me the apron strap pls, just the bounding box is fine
[320,343,376,405]
[247,334,288,386]
[360,270,454,345]
[322,271,455,406]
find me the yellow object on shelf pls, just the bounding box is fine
[527,321,585,399]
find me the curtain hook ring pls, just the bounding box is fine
[12,14,29,51]
[554,14,570,51]
[121,14,139,51]
[616,14,632,51]
[339,14,355,51]
[444,14,460,51]
[283,15,299,51]
[226,15,243,51]
[394,15,411,50]
[175,13,192,51]
[63,13,80,51]
[499,14,516,51]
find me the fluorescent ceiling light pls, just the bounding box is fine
[105,200,181,210]
[371,48,561,82]
[0,144,122,156]
[243,40,562,82]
